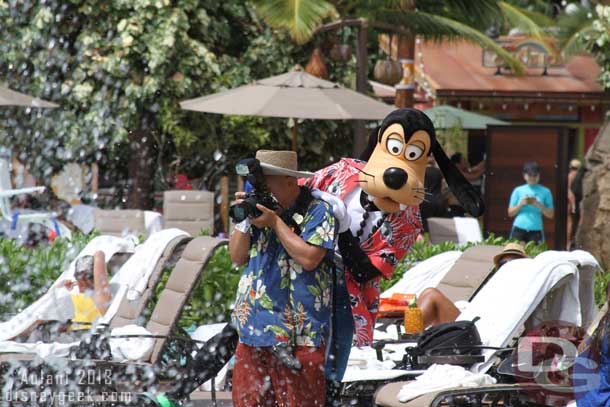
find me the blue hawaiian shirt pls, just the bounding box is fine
[231,193,337,347]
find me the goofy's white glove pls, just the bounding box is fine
[311,189,350,233]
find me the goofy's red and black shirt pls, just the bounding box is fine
[303,158,422,345]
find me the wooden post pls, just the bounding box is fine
[291,120,298,151]
[353,20,369,157]
[395,0,416,109]
[220,175,229,234]
[91,163,99,194]
[236,174,244,192]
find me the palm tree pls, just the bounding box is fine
[251,0,550,153]
[252,0,551,76]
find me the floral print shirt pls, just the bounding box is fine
[232,195,337,347]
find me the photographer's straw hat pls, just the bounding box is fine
[255,150,314,178]
[493,243,528,268]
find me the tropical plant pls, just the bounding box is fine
[558,2,599,58]
[0,233,92,319]
[252,0,556,75]
[0,1,358,210]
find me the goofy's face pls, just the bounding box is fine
[359,124,431,213]
[357,108,485,217]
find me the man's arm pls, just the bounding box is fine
[252,204,328,271]
[508,197,527,218]
[93,251,112,315]
[229,192,252,266]
[229,227,251,266]
[533,199,554,219]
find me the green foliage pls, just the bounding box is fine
[582,5,610,90]
[595,270,610,308]
[179,246,243,328]
[252,0,337,44]
[0,233,92,319]
[380,234,547,292]
[0,1,356,187]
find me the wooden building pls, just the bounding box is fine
[372,37,610,248]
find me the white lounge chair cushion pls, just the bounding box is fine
[110,324,154,362]
[397,364,496,402]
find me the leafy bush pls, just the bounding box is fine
[0,233,92,319]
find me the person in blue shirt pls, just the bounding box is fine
[508,161,554,243]
[229,150,337,407]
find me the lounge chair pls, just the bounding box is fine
[373,252,601,407]
[0,157,72,239]
[0,229,189,354]
[163,190,215,236]
[427,217,482,245]
[0,234,136,342]
[1,236,229,400]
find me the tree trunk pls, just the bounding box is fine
[395,0,416,108]
[575,113,610,270]
[126,126,156,210]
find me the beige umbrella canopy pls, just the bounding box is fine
[180,68,393,150]
[0,84,58,108]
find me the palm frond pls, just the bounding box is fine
[373,10,526,75]
[562,24,595,57]
[558,5,596,56]
[432,0,503,31]
[498,1,547,39]
[252,0,337,44]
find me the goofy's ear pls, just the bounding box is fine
[432,142,485,217]
[358,126,380,162]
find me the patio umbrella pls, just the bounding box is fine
[424,105,509,130]
[180,68,394,150]
[0,84,58,108]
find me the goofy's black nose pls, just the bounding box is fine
[383,167,408,190]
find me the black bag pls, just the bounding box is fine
[402,317,481,369]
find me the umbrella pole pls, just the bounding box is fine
[291,119,298,151]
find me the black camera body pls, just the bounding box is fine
[229,158,279,223]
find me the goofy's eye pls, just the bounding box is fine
[405,144,424,161]
[386,139,404,156]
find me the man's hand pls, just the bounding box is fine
[531,199,544,210]
[518,197,529,207]
[234,191,247,204]
[250,204,279,229]
[56,280,75,290]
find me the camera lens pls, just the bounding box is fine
[229,205,247,223]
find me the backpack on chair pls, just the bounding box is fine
[402,317,482,370]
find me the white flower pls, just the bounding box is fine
[289,259,303,280]
[255,280,266,300]
[315,221,334,242]
[278,257,290,278]
[292,213,304,225]
[322,288,330,307]
[314,296,322,312]
[237,274,252,295]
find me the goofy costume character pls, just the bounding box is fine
[305,108,485,348]
[156,109,485,406]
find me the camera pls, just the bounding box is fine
[229,158,279,223]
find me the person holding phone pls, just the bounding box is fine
[507,161,554,243]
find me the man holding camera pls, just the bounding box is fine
[229,150,337,407]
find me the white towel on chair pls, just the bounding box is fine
[453,217,482,245]
[109,325,154,361]
[397,364,496,402]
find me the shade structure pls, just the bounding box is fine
[180,70,394,121]
[424,105,509,130]
[0,85,58,108]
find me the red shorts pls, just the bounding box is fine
[232,342,326,407]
